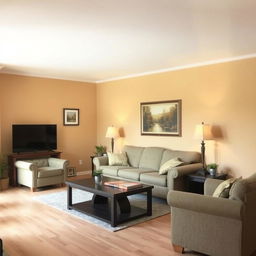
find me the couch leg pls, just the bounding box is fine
[31,187,37,192]
[172,244,184,253]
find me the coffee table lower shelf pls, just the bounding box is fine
[70,200,149,226]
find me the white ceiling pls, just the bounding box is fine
[1,0,256,83]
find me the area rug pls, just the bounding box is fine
[34,189,170,232]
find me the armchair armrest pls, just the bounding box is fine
[168,163,203,179]
[48,158,69,169]
[93,156,108,170]
[204,178,223,196]
[168,190,243,220]
[15,160,37,171]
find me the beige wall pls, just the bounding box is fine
[1,58,255,178]
[0,101,2,153]
[97,58,256,178]
[0,74,96,172]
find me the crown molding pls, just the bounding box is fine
[0,69,97,84]
[1,53,256,84]
[96,53,256,83]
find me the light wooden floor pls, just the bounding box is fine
[0,176,202,256]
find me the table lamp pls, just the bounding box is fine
[194,122,214,173]
[105,126,119,153]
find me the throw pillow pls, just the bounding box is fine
[159,157,183,175]
[107,152,128,166]
[212,177,240,198]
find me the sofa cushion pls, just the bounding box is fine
[160,149,200,165]
[212,177,238,198]
[118,168,153,181]
[38,167,63,178]
[140,172,167,187]
[229,173,256,202]
[123,145,144,167]
[107,152,128,166]
[139,147,165,170]
[159,157,183,175]
[101,166,134,177]
[28,158,49,167]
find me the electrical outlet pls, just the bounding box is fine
[79,160,83,165]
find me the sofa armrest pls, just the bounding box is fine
[93,156,108,170]
[15,160,37,171]
[168,190,243,220]
[204,178,223,196]
[168,163,203,179]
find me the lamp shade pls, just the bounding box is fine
[194,122,214,141]
[105,126,119,138]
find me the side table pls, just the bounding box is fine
[186,171,227,194]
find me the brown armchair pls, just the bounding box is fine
[167,173,256,256]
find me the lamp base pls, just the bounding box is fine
[111,138,114,153]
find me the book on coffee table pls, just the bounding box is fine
[104,180,143,191]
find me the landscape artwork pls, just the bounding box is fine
[63,108,80,126]
[141,100,181,136]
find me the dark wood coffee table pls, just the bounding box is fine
[65,177,153,227]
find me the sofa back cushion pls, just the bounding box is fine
[27,158,49,167]
[160,149,201,166]
[212,178,238,198]
[123,145,144,167]
[229,173,256,202]
[139,147,165,171]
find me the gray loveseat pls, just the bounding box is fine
[93,145,202,199]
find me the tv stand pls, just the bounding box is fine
[8,151,61,186]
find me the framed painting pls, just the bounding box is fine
[140,100,182,136]
[63,108,79,126]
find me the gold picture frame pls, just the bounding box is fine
[141,100,182,136]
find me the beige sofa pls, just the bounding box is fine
[15,158,69,191]
[93,145,202,199]
[167,174,256,256]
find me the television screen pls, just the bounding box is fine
[12,124,57,153]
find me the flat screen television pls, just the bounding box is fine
[12,124,57,153]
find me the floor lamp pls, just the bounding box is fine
[195,122,214,174]
[105,126,119,153]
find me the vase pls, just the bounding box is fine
[209,168,216,176]
[94,175,102,184]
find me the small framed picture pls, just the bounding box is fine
[63,108,79,126]
[67,167,76,177]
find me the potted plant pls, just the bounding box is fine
[207,163,218,176]
[0,154,9,191]
[95,145,106,156]
[93,169,103,184]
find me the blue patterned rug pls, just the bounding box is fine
[34,189,170,232]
